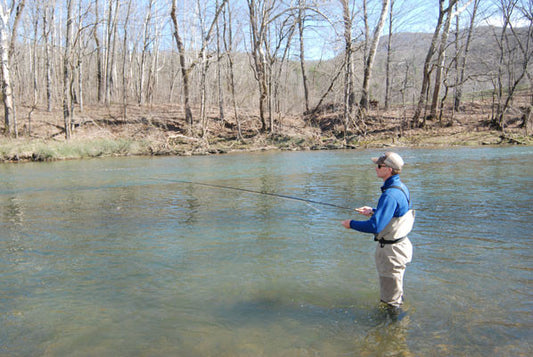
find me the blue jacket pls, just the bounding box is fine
[349,175,411,234]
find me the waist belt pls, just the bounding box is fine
[374,236,406,248]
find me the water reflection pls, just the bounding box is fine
[360,306,412,356]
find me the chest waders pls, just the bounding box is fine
[374,185,415,307]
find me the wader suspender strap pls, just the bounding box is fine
[375,185,411,247]
[385,185,410,204]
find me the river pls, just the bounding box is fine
[1,147,531,356]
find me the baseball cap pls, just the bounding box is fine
[371,152,404,170]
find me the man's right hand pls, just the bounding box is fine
[355,206,374,217]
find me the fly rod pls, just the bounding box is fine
[160,179,356,211]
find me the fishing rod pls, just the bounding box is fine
[159,179,356,211]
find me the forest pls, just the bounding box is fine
[0,0,531,160]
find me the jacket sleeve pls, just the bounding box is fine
[349,193,397,234]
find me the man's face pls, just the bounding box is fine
[375,164,392,180]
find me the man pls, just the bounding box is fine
[342,152,415,308]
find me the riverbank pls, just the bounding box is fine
[1,100,531,162]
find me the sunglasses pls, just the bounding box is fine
[377,164,389,169]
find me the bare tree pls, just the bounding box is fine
[215,0,225,123]
[453,0,480,112]
[413,0,453,127]
[429,0,473,119]
[384,0,395,110]
[246,0,297,132]
[42,1,54,112]
[222,0,243,140]
[138,0,153,105]
[524,69,532,134]
[360,0,390,110]
[198,0,210,139]
[28,2,40,135]
[171,0,228,136]
[247,0,270,132]
[492,0,532,130]
[199,0,230,138]
[170,0,194,130]
[93,0,104,103]
[10,0,25,136]
[104,0,120,106]
[428,1,455,120]
[76,0,84,112]
[8,0,24,58]
[0,0,25,137]
[63,0,74,140]
[341,0,356,142]
[0,2,15,136]
[298,0,310,114]
[122,0,133,120]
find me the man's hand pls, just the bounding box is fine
[341,219,352,229]
[355,206,374,217]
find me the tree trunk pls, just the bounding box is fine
[360,0,390,110]
[171,0,194,131]
[43,3,53,112]
[0,3,14,136]
[31,4,38,134]
[384,0,394,111]
[216,0,225,123]
[454,0,479,112]
[223,2,242,140]
[200,49,209,139]
[413,0,447,127]
[298,0,310,114]
[494,7,532,130]
[171,0,227,135]
[122,0,133,121]
[76,0,84,112]
[270,18,296,133]
[63,0,74,140]
[199,0,209,139]
[0,0,25,137]
[341,0,354,143]
[9,0,25,59]
[105,0,120,107]
[429,2,454,119]
[247,0,269,132]
[93,0,104,103]
[400,62,411,130]
[139,0,153,105]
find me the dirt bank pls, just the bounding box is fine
[1,99,531,163]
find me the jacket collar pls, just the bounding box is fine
[381,175,401,192]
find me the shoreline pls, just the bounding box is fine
[2,101,531,163]
[1,129,530,164]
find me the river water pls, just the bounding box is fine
[1,147,531,356]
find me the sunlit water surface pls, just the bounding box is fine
[1,147,531,356]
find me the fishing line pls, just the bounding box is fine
[159,179,355,211]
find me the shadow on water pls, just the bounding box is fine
[213,292,414,355]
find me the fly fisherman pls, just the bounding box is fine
[342,152,415,309]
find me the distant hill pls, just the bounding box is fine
[377,32,434,53]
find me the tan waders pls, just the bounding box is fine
[374,210,415,307]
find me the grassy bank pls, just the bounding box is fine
[0,138,152,162]
[1,129,530,163]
